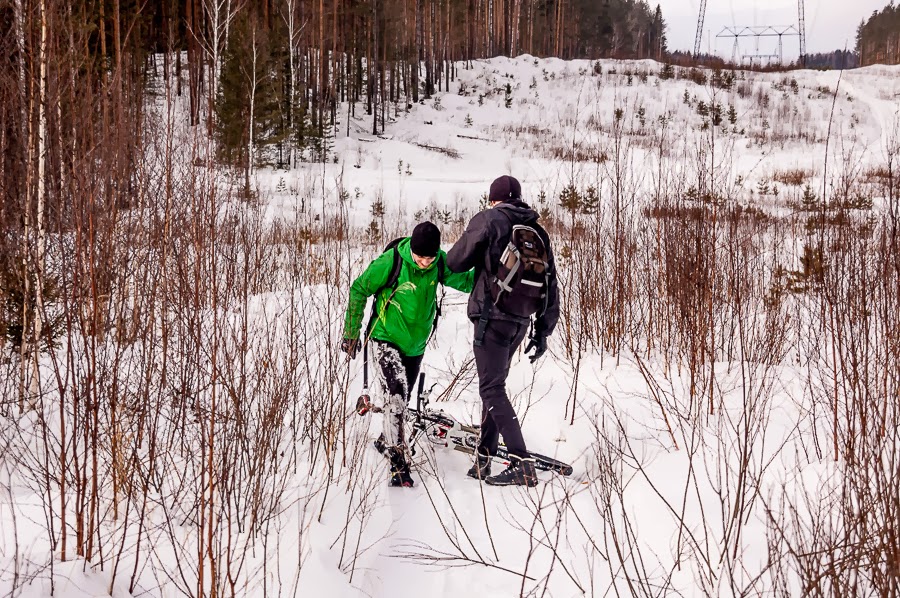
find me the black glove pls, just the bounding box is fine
[523,334,547,363]
[341,337,360,359]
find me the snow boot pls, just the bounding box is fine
[485,456,538,487]
[387,447,415,488]
[466,450,492,480]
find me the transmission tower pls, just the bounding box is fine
[798,0,807,65]
[716,26,800,64]
[695,1,808,63]
[694,0,708,56]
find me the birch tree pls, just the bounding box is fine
[200,0,245,127]
[31,0,48,408]
[281,0,307,167]
[246,25,259,192]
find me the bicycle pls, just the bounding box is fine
[356,372,573,476]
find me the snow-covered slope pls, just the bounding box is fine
[261,56,899,233]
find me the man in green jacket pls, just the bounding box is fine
[342,222,474,487]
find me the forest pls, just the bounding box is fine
[0,0,667,218]
[856,0,900,66]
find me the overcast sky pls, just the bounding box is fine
[653,0,889,59]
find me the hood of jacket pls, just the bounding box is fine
[494,198,539,225]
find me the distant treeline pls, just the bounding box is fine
[804,50,860,70]
[665,51,811,73]
[856,1,900,65]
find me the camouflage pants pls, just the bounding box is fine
[374,341,423,449]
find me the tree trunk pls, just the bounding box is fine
[248,28,258,193]
[371,0,377,134]
[36,0,55,557]
[318,0,325,133]
[187,0,202,125]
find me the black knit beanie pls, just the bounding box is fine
[410,221,441,257]
[488,175,522,203]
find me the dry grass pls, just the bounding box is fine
[773,167,815,187]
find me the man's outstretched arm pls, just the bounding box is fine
[446,212,490,273]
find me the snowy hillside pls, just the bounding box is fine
[263,56,899,233]
[2,56,899,598]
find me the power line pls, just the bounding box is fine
[716,26,800,64]
[695,1,808,63]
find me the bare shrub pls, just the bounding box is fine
[773,167,814,187]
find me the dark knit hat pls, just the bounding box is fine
[489,175,522,203]
[410,221,441,257]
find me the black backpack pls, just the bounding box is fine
[366,237,446,336]
[489,224,550,318]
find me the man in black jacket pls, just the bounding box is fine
[446,175,560,486]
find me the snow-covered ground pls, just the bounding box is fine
[2,57,899,598]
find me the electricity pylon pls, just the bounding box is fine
[695,1,807,65]
[694,0,708,57]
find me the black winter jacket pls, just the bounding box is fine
[446,199,560,338]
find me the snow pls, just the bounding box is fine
[2,55,899,597]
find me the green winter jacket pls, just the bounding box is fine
[344,238,475,357]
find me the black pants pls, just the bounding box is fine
[375,342,423,448]
[473,319,529,459]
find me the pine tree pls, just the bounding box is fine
[559,184,581,215]
[651,5,667,59]
[581,185,599,214]
[801,184,819,210]
[252,20,290,168]
[856,3,900,66]
[215,14,289,174]
[727,104,738,125]
[711,103,723,127]
[215,19,251,167]
[660,63,675,80]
